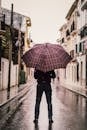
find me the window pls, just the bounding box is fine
[77,64,79,81]
[1,14,5,30]
[71,21,75,32]
[70,50,74,58]
[66,29,70,37]
[84,26,87,36]
[75,44,78,53]
[61,38,64,43]
[80,26,87,39]
[81,0,84,4]
[79,43,82,52]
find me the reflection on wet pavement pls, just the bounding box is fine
[2,82,87,130]
[34,123,52,130]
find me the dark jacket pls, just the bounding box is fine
[34,70,56,84]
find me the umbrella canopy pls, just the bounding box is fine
[23,43,72,72]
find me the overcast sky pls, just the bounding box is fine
[2,0,75,43]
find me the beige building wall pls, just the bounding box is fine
[0,58,18,104]
[23,17,33,81]
[66,8,78,53]
[24,17,31,52]
[58,0,87,88]
[0,8,32,104]
[76,0,87,87]
[58,0,82,87]
[59,24,67,51]
[0,0,1,9]
[0,0,2,92]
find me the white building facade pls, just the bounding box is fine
[58,0,87,89]
[76,0,87,87]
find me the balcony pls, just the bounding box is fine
[81,0,87,10]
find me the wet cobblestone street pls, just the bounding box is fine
[1,81,87,130]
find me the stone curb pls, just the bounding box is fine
[0,82,32,129]
[60,84,87,98]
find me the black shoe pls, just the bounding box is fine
[33,119,38,124]
[49,119,53,124]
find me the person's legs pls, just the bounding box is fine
[34,84,43,122]
[45,84,53,123]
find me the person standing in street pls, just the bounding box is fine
[33,69,56,124]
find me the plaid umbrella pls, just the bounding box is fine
[23,43,72,72]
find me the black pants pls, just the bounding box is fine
[34,82,53,120]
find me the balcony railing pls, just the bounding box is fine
[81,0,87,10]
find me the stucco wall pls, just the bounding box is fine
[0,58,19,104]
